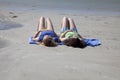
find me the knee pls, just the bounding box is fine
[46,17,51,21]
[63,16,68,20]
[68,18,73,22]
[39,16,45,21]
[62,16,68,22]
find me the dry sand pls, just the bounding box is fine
[0,10,120,80]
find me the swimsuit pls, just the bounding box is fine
[38,30,60,42]
[60,26,80,38]
[65,32,80,38]
[60,27,77,33]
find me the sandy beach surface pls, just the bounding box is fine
[0,2,120,80]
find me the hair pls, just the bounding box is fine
[42,37,57,47]
[63,38,86,48]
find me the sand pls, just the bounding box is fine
[0,9,120,80]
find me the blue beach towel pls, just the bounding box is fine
[29,37,101,47]
[83,38,101,47]
[29,37,38,44]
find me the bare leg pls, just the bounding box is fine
[46,17,54,31]
[61,17,69,29]
[68,18,78,32]
[34,17,45,38]
[37,16,45,31]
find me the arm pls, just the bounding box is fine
[32,31,43,42]
[60,30,72,38]
[59,30,72,42]
[59,37,67,42]
[34,31,41,38]
[78,34,84,40]
[32,37,39,41]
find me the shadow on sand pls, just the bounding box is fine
[0,21,23,30]
[0,21,23,49]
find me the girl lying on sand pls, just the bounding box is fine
[59,17,86,48]
[31,16,60,47]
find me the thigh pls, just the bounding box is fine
[60,27,69,33]
[71,27,78,32]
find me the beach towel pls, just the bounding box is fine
[83,38,101,47]
[29,37,101,47]
[29,37,38,44]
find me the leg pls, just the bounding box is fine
[60,17,69,33]
[68,18,78,32]
[34,17,45,38]
[46,17,54,31]
[37,16,45,31]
